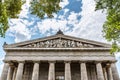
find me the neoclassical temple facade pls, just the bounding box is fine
[1,30,120,80]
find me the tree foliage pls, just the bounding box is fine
[5,0,25,18]
[0,1,8,37]
[30,0,61,18]
[95,0,120,54]
[0,0,61,37]
[0,0,24,37]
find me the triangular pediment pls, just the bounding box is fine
[4,33,111,49]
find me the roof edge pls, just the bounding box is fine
[4,47,111,51]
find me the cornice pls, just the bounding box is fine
[4,47,111,51]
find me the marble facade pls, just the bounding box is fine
[1,31,120,80]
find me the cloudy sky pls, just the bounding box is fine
[0,0,120,76]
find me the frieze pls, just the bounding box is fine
[19,38,101,48]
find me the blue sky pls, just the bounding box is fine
[0,0,120,77]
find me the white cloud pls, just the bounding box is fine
[8,19,31,42]
[19,0,31,18]
[68,12,79,24]
[37,19,68,34]
[59,0,69,8]
[7,0,33,43]
[67,0,107,43]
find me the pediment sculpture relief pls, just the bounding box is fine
[20,38,100,48]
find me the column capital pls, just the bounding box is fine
[79,61,87,63]
[64,60,71,63]
[17,61,25,63]
[48,60,56,63]
[9,63,15,68]
[94,61,102,64]
[106,63,111,68]
[33,60,40,63]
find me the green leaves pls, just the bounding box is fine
[95,0,120,54]
[30,0,61,18]
[0,1,8,37]
[5,0,25,18]
[110,42,120,54]
[0,0,25,37]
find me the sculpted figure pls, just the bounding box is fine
[40,42,44,47]
[32,43,37,47]
[36,42,40,47]
[67,40,71,47]
[63,40,67,47]
[28,44,32,47]
[84,44,88,47]
[49,40,53,47]
[45,40,50,48]
[71,41,75,47]
[56,39,61,47]
[76,42,82,47]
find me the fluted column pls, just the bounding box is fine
[15,61,24,80]
[80,62,88,80]
[103,68,108,80]
[12,67,17,80]
[7,64,14,80]
[32,61,40,80]
[107,64,113,80]
[96,62,104,80]
[65,61,71,80]
[111,63,120,80]
[48,61,55,80]
[0,62,9,80]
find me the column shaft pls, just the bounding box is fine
[80,62,88,80]
[12,67,17,80]
[48,62,55,80]
[7,66,14,80]
[32,62,39,80]
[65,62,71,80]
[15,62,24,80]
[103,68,108,80]
[107,66,113,80]
[0,63,9,80]
[111,63,120,80]
[96,63,104,80]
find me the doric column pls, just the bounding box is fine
[103,68,108,80]
[111,63,120,80]
[65,61,71,80]
[15,61,24,80]
[80,62,88,80]
[106,64,113,80]
[96,62,104,80]
[32,61,40,80]
[0,62,9,80]
[48,61,55,80]
[12,67,17,80]
[7,63,14,80]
